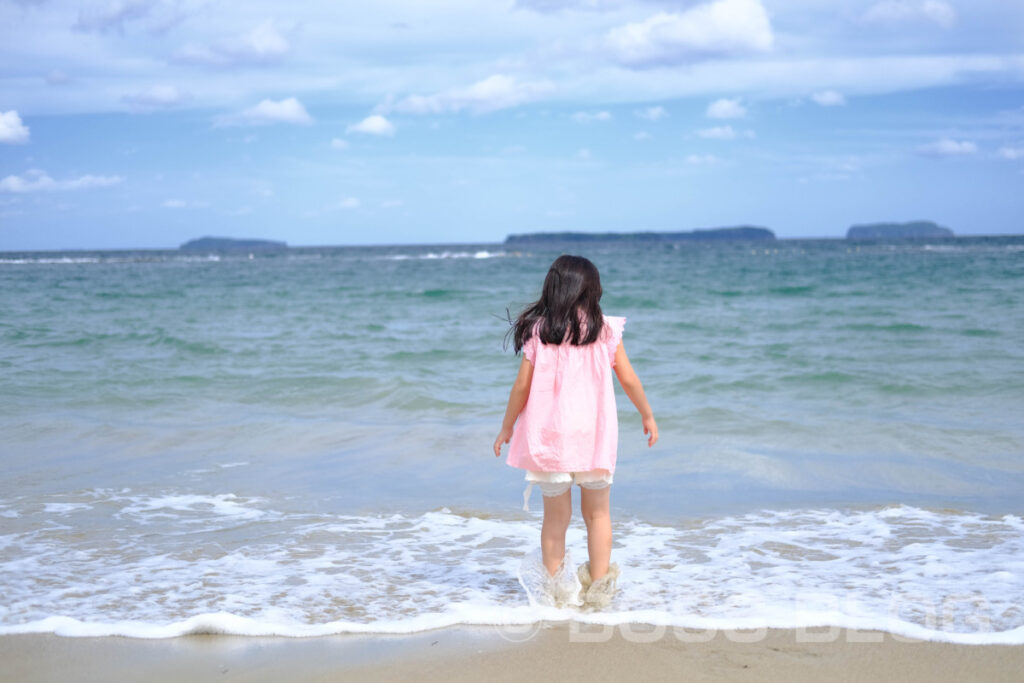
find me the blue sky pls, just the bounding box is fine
[1,0,1023,250]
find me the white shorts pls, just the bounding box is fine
[521,469,613,511]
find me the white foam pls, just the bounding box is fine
[117,493,267,522]
[0,257,101,264]
[42,503,92,515]
[379,250,507,261]
[1,500,1021,643]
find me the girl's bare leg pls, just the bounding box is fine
[580,486,612,581]
[541,489,572,576]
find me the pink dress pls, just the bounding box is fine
[506,315,625,474]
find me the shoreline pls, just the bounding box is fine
[2,626,1023,682]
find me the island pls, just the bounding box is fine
[846,221,954,240]
[505,226,775,244]
[180,236,287,251]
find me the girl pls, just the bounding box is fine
[493,255,657,608]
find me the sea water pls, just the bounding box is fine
[1,238,1022,642]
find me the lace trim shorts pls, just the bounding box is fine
[521,469,613,511]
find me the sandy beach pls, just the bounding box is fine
[2,626,1023,682]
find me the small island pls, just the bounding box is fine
[180,236,287,251]
[505,226,775,244]
[846,221,954,240]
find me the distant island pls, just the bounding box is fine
[180,236,287,251]
[846,221,954,240]
[505,226,775,244]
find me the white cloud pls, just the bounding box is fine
[0,169,123,193]
[636,106,668,121]
[330,138,350,151]
[175,21,289,66]
[161,199,209,209]
[572,110,612,123]
[337,197,360,209]
[0,111,30,144]
[863,1,957,29]
[917,138,977,157]
[224,98,313,126]
[686,154,719,164]
[811,90,846,107]
[576,148,592,160]
[633,131,652,141]
[605,0,773,68]
[698,125,736,140]
[347,115,395,136]
[706,97,746,119]
[122,85,190,109]
[696,125,755,140]
[389,74,554,115]
[999,147,1024,160]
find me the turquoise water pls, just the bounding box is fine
[1,237,1023,640]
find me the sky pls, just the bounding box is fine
[1,0,1023,250]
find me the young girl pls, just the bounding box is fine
[493,255,657,608]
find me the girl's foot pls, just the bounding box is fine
[576,561,620,609]
[518,548,583,608]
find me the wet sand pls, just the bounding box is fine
[2,625,1023,682]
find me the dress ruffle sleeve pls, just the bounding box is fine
[522,327,540,364]
[604,315,625,365]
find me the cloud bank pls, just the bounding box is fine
[175,21,290,67]
[0,170,124,193]
[918,138,977,157]
[388,75,554,116]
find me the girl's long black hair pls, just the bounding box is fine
[509,254,604,354]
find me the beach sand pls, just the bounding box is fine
[2,626,1022,682]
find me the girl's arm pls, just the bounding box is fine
[493,357,534,457]
[612,341,658,447]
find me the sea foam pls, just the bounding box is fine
[1,493,1021,643]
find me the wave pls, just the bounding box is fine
[1,498,1021,643]
[378,250,508,261]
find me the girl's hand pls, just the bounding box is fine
[642,415,658,447]
[493,426,513,457]
[495,357,533,458]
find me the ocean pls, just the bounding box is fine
[1,237,1023,643]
